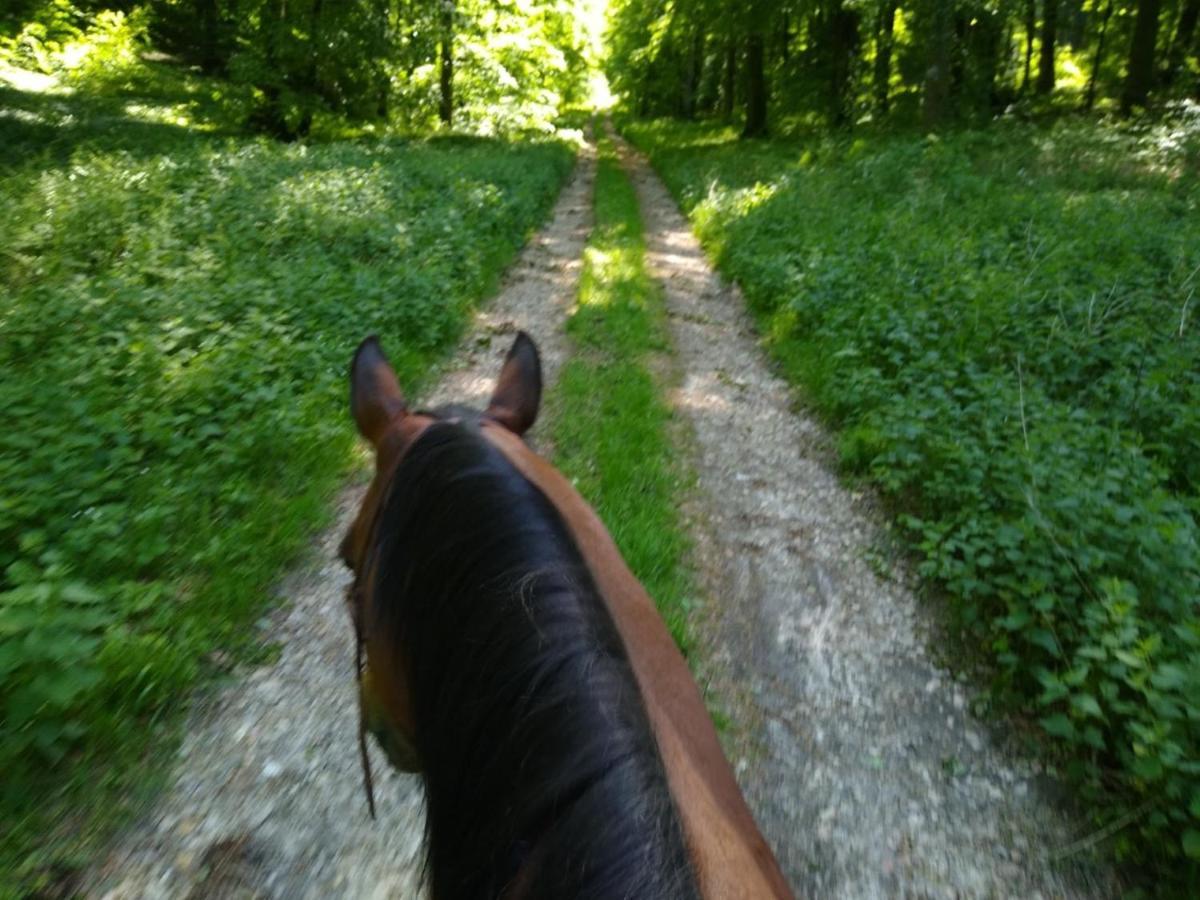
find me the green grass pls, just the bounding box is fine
[625,115,1200,877]
[550,136,694,656]
[0,60,574,894]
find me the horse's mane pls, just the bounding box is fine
[368,421,701,900]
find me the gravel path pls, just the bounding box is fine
[87,139,595,900]
[613,131,1117,899]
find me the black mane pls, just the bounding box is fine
[368,422,700,900]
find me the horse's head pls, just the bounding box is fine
[339,332,543,775]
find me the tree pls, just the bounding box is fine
[827,2,861,126]
[874,1,897,114]
[1022,0,1036,92]
[683,26,705,119]
[1084,0,1115,110]
[743,29,768,136]
[723,33,737,120]
[140,0,584,137]
[1121,0,1162,112]
[1037,0,1058,94]
[602,0,1181,128]
[1164,0,1200,85]
[922,0,955,126]
[439,0,454,126]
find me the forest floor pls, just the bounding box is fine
[83,126,1119,899]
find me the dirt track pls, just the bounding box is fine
[89,128,1115,899]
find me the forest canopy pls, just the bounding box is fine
[5,1,1199,138]
[1,0,597,137]
[605,0,1200,135]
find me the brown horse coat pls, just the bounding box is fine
[342,333,792,899]
[480,423,792,900]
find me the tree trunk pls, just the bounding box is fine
[438,0,454,126]
[723,35,737,120]
[1022,0,1036,92]
[874,2,897,113]
[1064,0,1086,46]
[1085,0,1115,109]
[1121,0,1162,113]
[254,0,293,139]
[999,15,1015,88]
[829,4,860,126]
[742,31,768,138]
[1037,0,1058,94]
[964,10,1004,115]
[922,2,954,127]
[295,0,323,137]
[197,0,221,74]
[1164,0,1200,85]
[684,28,705,119]
[951,10,969,97]
[375,0,392,117]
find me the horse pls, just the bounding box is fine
[340,331,793,899]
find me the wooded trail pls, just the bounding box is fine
[88,132,1115,899]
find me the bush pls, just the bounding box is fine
[1,2,149,86]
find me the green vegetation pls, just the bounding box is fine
[626,115,1200,874]
[607,0,1200,136]
[551,136,694,655]
[6,0,1200,890]
[3,0,591,138]
[0,36,574,891]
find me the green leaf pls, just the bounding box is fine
[1071,693,1103,719]
[60,582,104,605]
[1040,714,1075,740]
[1132,756,1163,781]
[1183,829,1200,860]
[1114,649,1145,669]
[1081,726,1105,751]
[1027,628,1060,657]
[1150,664,1187,691]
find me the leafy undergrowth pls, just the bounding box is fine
[0,64,574,892]
[626,114,1200,879]
[551,136,694,657]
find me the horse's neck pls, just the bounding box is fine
[482,424,794,900]
[392,440,697,900]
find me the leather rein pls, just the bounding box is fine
[346,411,491,819]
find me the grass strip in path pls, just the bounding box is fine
[550,136,694,656]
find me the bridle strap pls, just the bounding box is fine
[350,465,397,822]
[349,415,498,819]
[353,585,378,820]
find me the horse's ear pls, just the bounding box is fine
[350,336,408,446]
[486,332,542,436]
